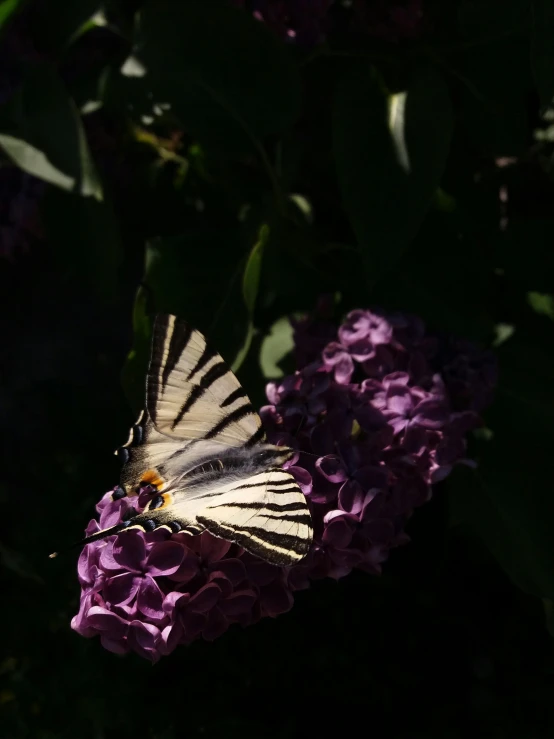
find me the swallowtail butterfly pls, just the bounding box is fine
[55,315,313,566]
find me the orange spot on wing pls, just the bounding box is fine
[141,469,164,490]
[158,492,174,509]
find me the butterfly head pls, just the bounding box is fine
[252,444,295,469]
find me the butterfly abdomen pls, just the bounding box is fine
[179,445,294,487]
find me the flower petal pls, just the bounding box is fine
[99,498,134,529]
[87,606,129,639]
[322,515,354,549]
[316,455,347,483]
[412,399,448,429]
[288,465,312,494]
[98,541,124,573]
[146,541,185,576]
[103,572,141,607]
[71,591,97,637]
[112,530,146,573]
[163,591,190,615]
[189,583,221,613]
[100,634,129,655]
[128,620,161,662]
[338,478,365,515]
[166,548,200,584]
[334,354,354,384]
[199,533,231,563]
[160,620,184,656]
[386,385,413,416]
[208,558,246,586]
[137,575,165,622]
[219,589,257,617]
[259,581,294,617]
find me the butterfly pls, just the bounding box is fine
[57,314,313,566]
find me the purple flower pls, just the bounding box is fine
[72,304,495,660]
[372,371,448,435]
[72,492,297,661]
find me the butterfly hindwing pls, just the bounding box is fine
[147,315,264,447]
[131,467,313,566]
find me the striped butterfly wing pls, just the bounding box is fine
[147,314,264,447]
[130,467,313,566]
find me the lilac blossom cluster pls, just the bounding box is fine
[72,306,496,660]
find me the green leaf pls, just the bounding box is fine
[232,224,269,373]
[41,185,121,303]
[242,223,268,315]
[0,64,102,198]
[230,322,255,375]
[0,0,22,31]
[259,316,294,380]
[130,0,301,152]
[527,291,554,320]
[333,64,453,286]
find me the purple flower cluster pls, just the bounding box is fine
[261,308,496,580]
[72,490,296,661]
[72,306,496,659]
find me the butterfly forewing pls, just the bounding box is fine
[147,315,263,447]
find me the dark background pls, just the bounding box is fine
[2,1,554,737]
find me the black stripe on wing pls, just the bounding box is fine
[171,361,229,430]
[196,517,310,565]
[244,426,266,447]
[209,501,308,513]
[161,318,193,389]
[203,404,256,440]
[221,387,248,407]
[187,340,217,381]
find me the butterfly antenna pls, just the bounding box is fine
[296,449,320,460]
[288,413,322,460]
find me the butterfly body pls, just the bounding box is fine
[72,315,313,566]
